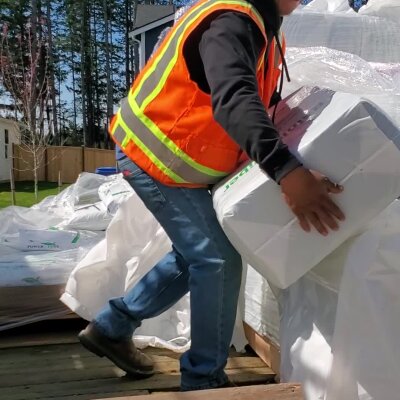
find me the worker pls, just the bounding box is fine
[78,0,345,391]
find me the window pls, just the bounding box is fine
[4,129,8,159]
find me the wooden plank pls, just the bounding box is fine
[97,384,303,400]
[84,147,115,173]
[47,146,83,183]
[4,385,150,400]
[13,145,46,181]
[1,369,274,400]
[59,391,150,400]
[0,354,266,375]
[0,329,277,399]
[0,353,275,387]
[0,342,255,363]
[0,343,184,364]
[13,145,115,183]
[243,322,281,379]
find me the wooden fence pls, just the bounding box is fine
[12,144,116,183]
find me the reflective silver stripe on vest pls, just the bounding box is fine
[134,0,264,108]
[113,123,126,144]
[117,99,223,184]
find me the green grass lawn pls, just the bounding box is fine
[0,181,70,209]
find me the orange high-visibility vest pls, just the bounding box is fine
[110,0,285,188]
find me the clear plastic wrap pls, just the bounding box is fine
[284,47,400,125]
[359,0,400,23]
[0,173,124,330]
[244,266,280,345]
[325,201,400,400]
[300,0,352,12]
[278,201,400,400]
[283,11,400,63]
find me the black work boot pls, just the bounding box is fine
[78,322,154,377]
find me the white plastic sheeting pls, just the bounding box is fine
[300,0,352,12]
[0,173,129,330]
[244,266,280,345]
[283,10,400,63]
[326,202,400,400]
[359,0,400,23]
[279,237,350,400]
[271,9,400,399]
[278,201,400,400]
[283,48,400,125]
[213,88,400,288]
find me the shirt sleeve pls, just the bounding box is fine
[197,12,301,182]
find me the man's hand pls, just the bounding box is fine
[280,167,345,236]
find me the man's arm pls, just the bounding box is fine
[197,12,301,183]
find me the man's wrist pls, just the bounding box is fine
[274,158,303,184]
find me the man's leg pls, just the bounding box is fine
[94,247,190,340]
[86,159,242,389]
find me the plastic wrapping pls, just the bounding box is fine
[262,37,400,399]
[300,0,352,12]
[359,0,400,23]
[213,87,400,288]
[277,201,400,400]
[278,238,351,400]
[0,243,101,330]
[325,201,400,400]
[0,173,124,330]
[243,266,280,345]
[283,11,400,63]
[283,48,400,125]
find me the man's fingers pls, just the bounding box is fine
[297,213,311,233]
[316,207,339,231]
[323,197,346,221]
[323,177,343,194]
[307,212,328,236]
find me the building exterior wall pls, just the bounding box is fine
[0,118,19,181]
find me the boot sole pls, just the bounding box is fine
[78,331,154,378]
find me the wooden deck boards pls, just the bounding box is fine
[97,384,303,400]
[0,319,285,400]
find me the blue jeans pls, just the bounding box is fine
[94,158,243,390]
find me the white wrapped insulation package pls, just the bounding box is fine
[213,87,400,288]
[283,10,400,63]
[359,0,400,23]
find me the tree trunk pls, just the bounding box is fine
[46,0,59,144]
[93,4,101,147]
[29,0,39,140]
[104,0,113,131]
[132,0,140,78]
[33,146,39,201]
[125,0,132,91]
[71,48,78,133]
[80,0,88,146]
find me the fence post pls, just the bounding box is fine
[81,145,85,173]
[10,168,16,206]
[44,147,48,182]
[12,143,17,182]
[58,170,62,194]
